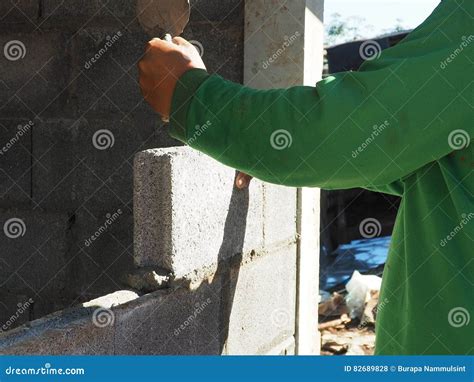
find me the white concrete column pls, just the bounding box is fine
[244,0,324,355]
[296,188,321,355]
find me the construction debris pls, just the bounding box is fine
[318,313,351,331]
[321,340,349,355]
[319,270,383,355]
[361,290,379,325]
[320,322,376,356]
[318,292,348,317]
[345,270,382,319]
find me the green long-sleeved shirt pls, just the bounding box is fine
[169,0,473,355]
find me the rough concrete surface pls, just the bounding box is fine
[0,0,245,318]
[0,241,298,355]
[0,289,134,355]
[226,244,297,354]
[0,0,307,356]
[263,183,297,247]
[134,147,265,279]
[0,209,71,319]
[0,120,33,207]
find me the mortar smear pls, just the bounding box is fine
[137,0,190,37]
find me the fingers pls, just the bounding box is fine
[148,37,165,47]
[172,36,189,46]
[138,35,205,117]
[235,172,253,189]
[145,38,172,54]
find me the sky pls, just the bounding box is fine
[324,0,441,42]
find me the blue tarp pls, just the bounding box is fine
[321,236,391,291]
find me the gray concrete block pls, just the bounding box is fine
[0,209,72,319]
[0,209,69,293]
[41,0,243,24]
[0,286,223,355]
[114,281,223,355]
[0,315,114,355]
[68,22,243,116]
[263,184,297,247]
[264,336,295,355]
[0,290,134,355]
[124,267,171,293]
[182,22,243,83]
[225,245,297,355]
[0,32,71,118]
[0,282,221,354]
[0,17,244,119]
[42,0,136,20]
[134,147,264,279]
[0,242,298,355]
[0,120,33,207]
[190,0,243,22]
[68,28,153,118]
[0,0,39,24]
[65,208,134,302]
[32,117,171,211]
[0,292,33,333]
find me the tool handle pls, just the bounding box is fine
[160,33,173,123]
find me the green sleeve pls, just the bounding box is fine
[169,0,473,190]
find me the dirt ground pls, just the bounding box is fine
[320,319,376,355]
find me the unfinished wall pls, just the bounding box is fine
[0,0,323,355]
[0,0,244,328]
[0,147,299,355]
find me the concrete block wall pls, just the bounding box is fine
[132,147,298,354]
[133,148,266,278]
[0,0,244,329]
[0,147,299,355]
[0,252,297,355]
[0,0,321,355]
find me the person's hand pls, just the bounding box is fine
[138,37,206,120]
[139,38,253,189]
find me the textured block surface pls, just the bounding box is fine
[225,244,297,355]
[134,147,264,278]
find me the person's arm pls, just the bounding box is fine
[167,0,472,190]
[139,0,473,190]
[169,58,470,189]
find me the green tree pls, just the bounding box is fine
[325,13,407,46]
